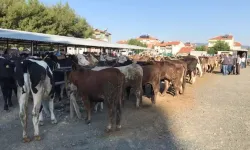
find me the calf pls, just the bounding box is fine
[68,67,125,132]
[0,56,16,110]
[14,58,57,142]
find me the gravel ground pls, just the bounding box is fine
[0,67,249,150]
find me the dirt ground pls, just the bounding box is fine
[0,68,249,150]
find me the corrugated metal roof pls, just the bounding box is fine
[0,28,150,50]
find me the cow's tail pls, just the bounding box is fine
[182,65,187,94]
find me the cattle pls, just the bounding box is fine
[0,56,17,110]
[92,63,143,108]
[68,67,125,132]
[154,61,185,96]
[162,58,187,94]
[141,65,161,104]
[178,56,198,84]
[14,58,57,142]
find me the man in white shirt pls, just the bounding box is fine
[241,55,246,69]
[236,55,241,75]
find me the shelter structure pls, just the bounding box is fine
[0,28,150,55]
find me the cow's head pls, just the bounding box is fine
[76,54,90,66]
[0,56,15,79]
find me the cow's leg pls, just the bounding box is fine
[39,108,44,126]
[18,87,30,143]
[160,80,169,96]
[1,85,9,110]
[106,102,114,132]
[100,102,104,112]
[49,94,57,124]
[116,98,122,131]
[8,88,13,107]
[94,102,99,113]
[135,88,141,108]
[31,88,43,141]
[59,84,65,101]
[152,82,159,104]
[83,98,91,124]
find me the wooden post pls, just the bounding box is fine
[31,41,34,56]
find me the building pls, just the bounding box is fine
[208,34,243,50]
[92,28,112,42]
[208,34,234,49]
[177,46,194,56]
[154,41,185,55]
[234,42,242,49]
[136,34,160,49]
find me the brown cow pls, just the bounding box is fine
[162,58,187,94]
[153,61,185,96]
[68,68,125,132]
[142,65,161,104]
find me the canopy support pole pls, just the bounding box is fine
[31,41,34,56]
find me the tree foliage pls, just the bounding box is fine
[127,39,147,47]
[209,41,230,54]
[0,0,93,38]
[195,45,206,51]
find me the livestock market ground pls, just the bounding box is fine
[1,67,250,150]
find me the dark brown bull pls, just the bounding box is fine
[68,68,125,132]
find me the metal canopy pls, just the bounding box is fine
[0,28,150,50]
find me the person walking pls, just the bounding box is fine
[236,55,241,75]
[221,54,229,75]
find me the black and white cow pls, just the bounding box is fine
[14,58,57,142]
[0,56,17,110]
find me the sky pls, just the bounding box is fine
[40,0,250,45]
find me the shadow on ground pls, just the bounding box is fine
[0,86,182,150]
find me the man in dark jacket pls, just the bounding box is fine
[227,54,234,75]
[221,54,229,75]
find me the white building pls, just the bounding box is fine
[154,41,185,55]
[208,34,242,50]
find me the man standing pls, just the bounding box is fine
[236,55,241,75]
[227,54,233,75]
[221,54,229,75]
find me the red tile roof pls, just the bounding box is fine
[178,47,194,54]
[209,35,233,40]
[117,40,127,44]
[234,42,241,46]
[155,41,181,47]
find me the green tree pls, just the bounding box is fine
[207,47,216,55]
[0,0,93,38]
[195,45,206,51]
[127,39,147,47]
[211,41,230,54]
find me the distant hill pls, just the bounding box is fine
[194,43,249,49]
[242,45,250,49]
[194,43,207,46]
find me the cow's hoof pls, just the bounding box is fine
[159,93,166,97]
[85,120,91,125]
[39,121,44,126]
[34,135,41,141]
[4,105,8,111]
[100,109,103,112]
[23,137,31,143]
[116,125,122,131]
[105,128,112,133]
[51,119,57,124]
[9,103,13,107]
